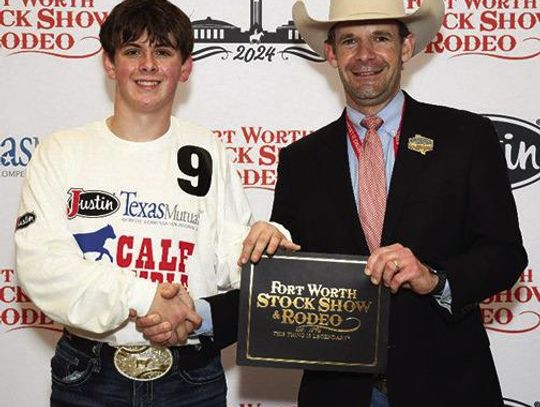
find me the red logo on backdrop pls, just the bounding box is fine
[481,269,540,333]
[406,0,540,59]
[214,126,311,190]
[0,268,61,333]
[0,0,108,58]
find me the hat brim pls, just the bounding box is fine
[293,0,445,58]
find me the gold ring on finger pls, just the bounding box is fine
[392,259,400,272]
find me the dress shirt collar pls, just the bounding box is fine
[346,91,405,140]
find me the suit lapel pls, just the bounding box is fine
[382,94,430,245]
[313,98,431,251]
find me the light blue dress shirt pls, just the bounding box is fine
[193,298,213,336]
[346,91,452,312]
[346,91,403,198]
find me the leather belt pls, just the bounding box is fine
[63,331,217,381]
[113,345,174,381]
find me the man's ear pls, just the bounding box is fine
[401,33,416,64]
[324,42,338,68]
[103,52,117,80]
[178,56,193,83]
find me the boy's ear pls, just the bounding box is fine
[178,56,193,83]
[103,52,117,80]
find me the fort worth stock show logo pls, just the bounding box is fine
[1,0,538,59]
[0,0,107,58]
[0,268,61,333]
[191,0,540,62]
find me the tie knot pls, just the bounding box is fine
[360,116,383,131]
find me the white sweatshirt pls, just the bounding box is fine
[15,117,253,345]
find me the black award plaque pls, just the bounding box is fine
[237,252,390,372]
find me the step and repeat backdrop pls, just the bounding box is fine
[1,0,539,406]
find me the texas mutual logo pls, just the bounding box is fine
[191,0,322,63]
[485,114,540,189]
[0,135,39,177]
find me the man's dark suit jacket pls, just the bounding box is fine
[269,93,528,407]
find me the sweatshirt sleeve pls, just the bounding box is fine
[15,135,157,334]
[212,138,293,291]
[213,139,252,291]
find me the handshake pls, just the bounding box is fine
[133,283,202,346]
[131,221,301,346]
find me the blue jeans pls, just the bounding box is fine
[370,388,390,407]
[50,333,227,407]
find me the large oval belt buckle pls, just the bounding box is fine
[113,345,173,381]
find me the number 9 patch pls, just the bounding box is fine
[177,146,213,197]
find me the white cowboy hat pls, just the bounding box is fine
[293,0,445,58]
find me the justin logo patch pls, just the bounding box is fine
[15,212,36,230]
[67,188,120,219]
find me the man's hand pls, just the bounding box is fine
[238,221,301,265]
[364,243,438,295]
[136,283,202,345]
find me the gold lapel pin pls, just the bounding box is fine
[408,134,434,155]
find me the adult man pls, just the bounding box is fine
[270,0,527,406]
[15,0,298,405]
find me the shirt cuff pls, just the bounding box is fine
[193,299,214,336]
[127,277,158,317]
[434,280,453,314]
[269,221,292,241]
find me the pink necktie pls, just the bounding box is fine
[359,116,386,253]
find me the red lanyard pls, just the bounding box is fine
[345,102,406,159]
